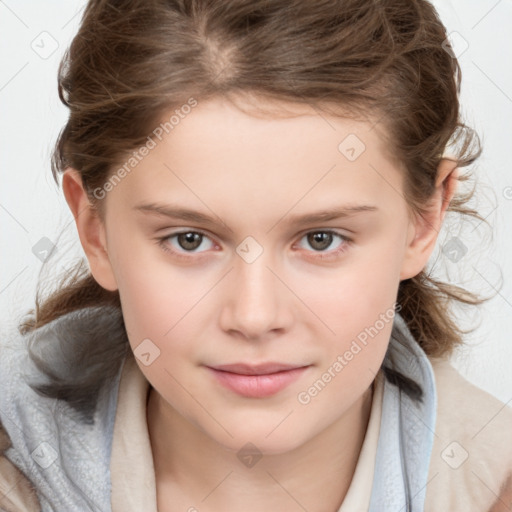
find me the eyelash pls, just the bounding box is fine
[156,229,352,262]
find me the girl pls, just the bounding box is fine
[1,0,511,511]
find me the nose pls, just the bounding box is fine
[218,248,292,341]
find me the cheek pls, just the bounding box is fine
[109,231,204,333]
[315,238,403,337]
[116,277,210,437]
[296,294,396,429]
[106,239,208,396]
[301,234,403,384]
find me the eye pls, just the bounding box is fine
[157,230,215,259]
[295,230,351,259]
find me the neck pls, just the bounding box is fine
[147,381,374,512]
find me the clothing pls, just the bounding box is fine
[337,367,384,511]
[0,422,39,512]
[0,306,511,511]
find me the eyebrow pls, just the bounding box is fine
[134,202,378,233]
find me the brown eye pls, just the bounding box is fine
[177,232,203,251]
[157,230,215,259]
[295,230,351,260]
[307,232,334,251]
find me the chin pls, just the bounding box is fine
[208,421,312,456]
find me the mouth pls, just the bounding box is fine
[205,362,311,398]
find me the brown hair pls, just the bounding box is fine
[19,0,494,414]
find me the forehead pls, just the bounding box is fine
[109,96,405,221]
[153,95,386,156]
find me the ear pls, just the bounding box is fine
[61,168,118,291]
[399,158,459,281]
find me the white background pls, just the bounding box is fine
[1,1,511,403]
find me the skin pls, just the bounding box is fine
[63,95,458,512]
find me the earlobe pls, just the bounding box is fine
[61,169,118,292]
[399,158,459,281]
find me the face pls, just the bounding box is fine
[68,95,441,454]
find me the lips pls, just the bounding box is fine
[206,362,311,398]
[209,362,306,376]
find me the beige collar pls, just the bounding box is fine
[110,353,157,511]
